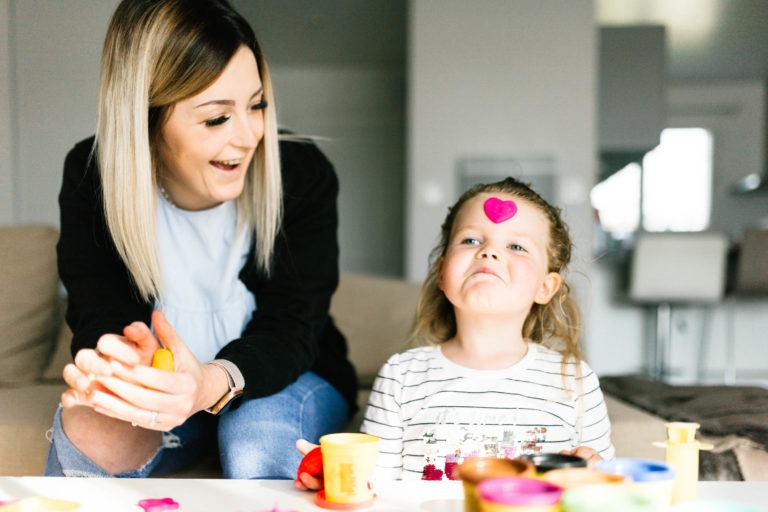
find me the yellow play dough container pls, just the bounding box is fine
[542,467,627,490]
[318,433,379,505]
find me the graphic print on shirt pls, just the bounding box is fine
[360,345,615,481]
[418,409,567,480]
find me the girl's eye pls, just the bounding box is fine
[204,115,230,127]
[461,238,480,246]
[508,243,525,252]
[250,100,268,111]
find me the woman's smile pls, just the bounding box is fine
[211,159,243,171]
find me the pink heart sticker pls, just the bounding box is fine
[484,197,518,223]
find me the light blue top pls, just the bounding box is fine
[155,191,256,363]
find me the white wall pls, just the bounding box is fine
[269,65,405,275]
[3,0,118,227]
[406,0,607,360]
[406,0,597,279]
[232,0,407,277]
[0,0,14,223]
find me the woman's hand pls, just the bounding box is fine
[61,311,161,408]
[61,310,215,431]
[293,439,324,491]
[560,445,603,466]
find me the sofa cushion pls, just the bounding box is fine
[330,274,421,386]
[0,225,60,386]
[0,383,66,475]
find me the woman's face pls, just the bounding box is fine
[157,46,265,211]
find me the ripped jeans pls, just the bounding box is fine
[44,371,349,478]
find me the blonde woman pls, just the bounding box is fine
[47,0,356,478]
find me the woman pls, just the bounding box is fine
[46,0,357,478]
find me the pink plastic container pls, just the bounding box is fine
[477,477,564,512]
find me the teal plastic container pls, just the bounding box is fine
[560,486,657,512]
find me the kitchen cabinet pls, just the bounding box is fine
[599,26,666,155]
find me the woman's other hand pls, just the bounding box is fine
[293,438,324,491]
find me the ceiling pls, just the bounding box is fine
[235,0,768,83]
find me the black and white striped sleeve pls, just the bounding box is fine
[361,354,405,479]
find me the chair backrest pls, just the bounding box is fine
[734,229,768,294]
[330,273,422,386]
[628,231,729,303]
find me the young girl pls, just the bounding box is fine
[359,177,614,481]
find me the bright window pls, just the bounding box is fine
[591,162,641,239]
[591,127,713,242]
[642,128,713,231]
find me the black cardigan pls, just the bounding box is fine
[57,136,358,412]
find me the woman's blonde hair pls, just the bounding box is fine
[96,0,281,302]
[409,177,583,364]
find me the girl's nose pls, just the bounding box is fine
[478,246,499,260]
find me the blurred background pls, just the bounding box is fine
[1,0,766,384]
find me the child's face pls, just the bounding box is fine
[438,192,562,317]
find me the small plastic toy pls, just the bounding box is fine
[137,497,179,512]
[151,348,174,372]
[0,497,80,511]
[654,422,713,504]
[296,446,324,480]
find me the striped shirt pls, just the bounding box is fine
[361,343,615,480]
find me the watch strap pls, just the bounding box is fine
[208,359,245,389]
[205,359,245,415]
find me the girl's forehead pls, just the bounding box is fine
[454,192,547,229]
[466,192,524,216]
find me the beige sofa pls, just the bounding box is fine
[0,224,672,477]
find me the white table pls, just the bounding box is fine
[0,478,766,511]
